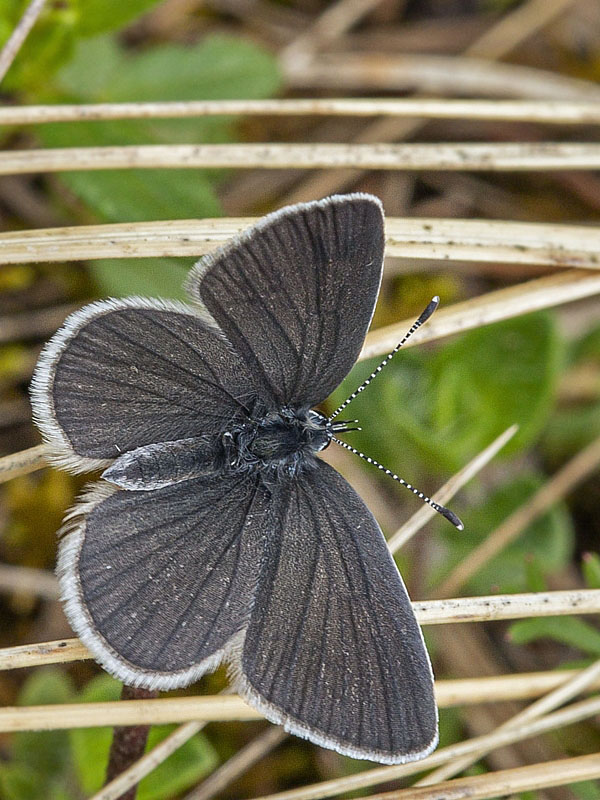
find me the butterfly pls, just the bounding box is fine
[31,194,456,764]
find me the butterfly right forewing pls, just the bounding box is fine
[186,194,385,408]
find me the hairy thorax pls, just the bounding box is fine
[222,408,331,476]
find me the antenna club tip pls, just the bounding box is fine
[441,507,464,530]
[432,295,440,303]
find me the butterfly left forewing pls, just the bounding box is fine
[233,461,438,764]
[31,298,259,473]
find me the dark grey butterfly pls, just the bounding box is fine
[30,194,442,764]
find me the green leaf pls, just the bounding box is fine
[104,35,282,103]
[544,404,600,463]
[572,780,600,800]
[138,725,217,800]
[35,34,281,297]
[70,675,217,799]
[582,552,600,589]
[69,675,120,794]
[16,667,73,705]
[524,557,548,593]
[76,0,163,36]
[0,764,43,800]
[432,472,573,595]
[52,34,123,98]
[91,257,191,300]
[13,670,74,783]
[428,312,562,467]
[509,617,600,656]
[571,321,600,364]
[329,313,562,480]
[0,1,77,92]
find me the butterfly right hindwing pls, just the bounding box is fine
[233,461,438,765]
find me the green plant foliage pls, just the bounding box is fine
[544,321,600,462]
[0,670,216,800]
[509,616,600,657]
[70,674,218,799]
[570,322,600,364]
[0,0,165,93]
[0,0,77,92]
[572,780,600,800]
[433,472,573,595]
[0,669,73,800]
[76,0,163,36]
[35,34,282,298]
[544,404,600,463]
[329,313,563,478]
[582,552,600,589]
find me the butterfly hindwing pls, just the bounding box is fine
[234,461,438,764]
[58,472,269,689]
[186,194,385,407]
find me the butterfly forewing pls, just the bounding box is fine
[59,473,269,689]
[187,194,385,407]
[31,298,260,472]
[235,461,438,764]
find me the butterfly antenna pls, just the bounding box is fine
[332,436,464,530]
[329,296,440,420]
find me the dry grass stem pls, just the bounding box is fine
[462,0,575,61]
[412,589,600,624]
[417,658,600,785]
[1,671,600,733]
[1,217,599,269]
[2,142,600,177]
[0,444,47,483]
[388,425,518,552]
[91,721,205,800]
[0,638,88,669]
[361,269,600,359]
[436,433,600,597]
[184,726,287,800]
[279,0,576,203]
[280,0,385,68]
[0,695,261,733]
[437,668,600,706]
[5,98,600,126]
[0,564,59,600]
[367,753,600,800]
[46,667,600,800]
[287,53,600,100]
[0,0,47,84]
[2,589,598,671]
[251,696,600,800]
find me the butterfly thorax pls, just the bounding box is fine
[221,407,331,477]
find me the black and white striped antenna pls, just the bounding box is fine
[329,296,464,531]
[329,296,439,421]
[332,438,463,530]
